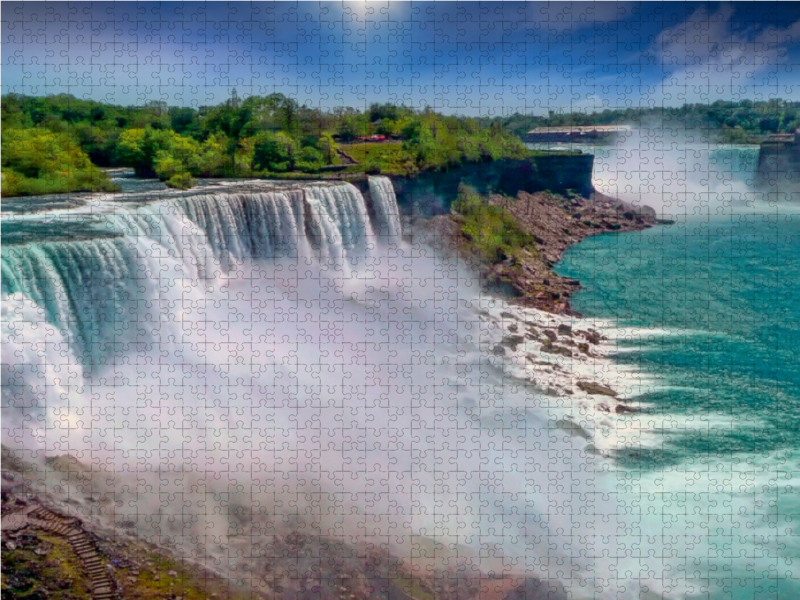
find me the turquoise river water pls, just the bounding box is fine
[552,139,800,599]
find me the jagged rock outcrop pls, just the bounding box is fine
[413,190,657,314]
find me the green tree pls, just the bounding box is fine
[296,146,324,172]
[153,133,201,180]
[195,134,229,177]
[2,127,118,196]
[318,133,338,165]
[252,132,292,172]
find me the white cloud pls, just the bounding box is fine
[524,1,636,32]
[651,3,800,103]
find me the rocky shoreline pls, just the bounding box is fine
[412,190,660,315]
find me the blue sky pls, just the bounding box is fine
[2,1,799,115]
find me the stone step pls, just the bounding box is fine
[92,585,113,594]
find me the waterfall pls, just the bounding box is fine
[175,189,308,266]
[368,176,403,242]
[2,177,673,598]
[303,182,375,264]
[2,237,158,364]
[1,182,386,359]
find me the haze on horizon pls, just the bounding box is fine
[2,1,800,115]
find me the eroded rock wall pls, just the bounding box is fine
[356,155,594,217]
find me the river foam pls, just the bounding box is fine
[2,176,739,599]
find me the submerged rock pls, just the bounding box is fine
[577,381,618,397]
[540,341,572,357]
[500,335,526,351]
[577,330,600,345]
[555,419,592,440]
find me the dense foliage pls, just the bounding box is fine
[490,99,800,143]
[1,128,120,196]
[1,93,529,196]
[6,93,790,196]
[452,184,536,264]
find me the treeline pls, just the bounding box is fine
[1,92,528,196]
[490,99,800,143]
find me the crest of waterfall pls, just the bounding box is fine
[368,176,403,242]
[1,182,385,361]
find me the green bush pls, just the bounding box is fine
[452,184,536,263]
[362,158,382,174]
[295,146,324,172]
[165,172,196,190]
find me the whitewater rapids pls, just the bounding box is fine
[2,177,674,598]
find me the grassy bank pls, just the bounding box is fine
[427,186,657,314]
[451,184,537,263]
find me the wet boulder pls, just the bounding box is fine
[577,381,617,397]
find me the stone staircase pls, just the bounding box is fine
[4,505,117,600]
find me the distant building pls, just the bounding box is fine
[761,132,799,145]
[525,125,631,143]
